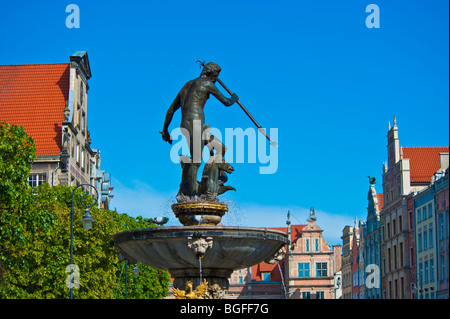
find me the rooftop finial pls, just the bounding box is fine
[393,115,397,126]
[309,207,316,222]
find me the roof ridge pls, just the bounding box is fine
[0,62,69,67]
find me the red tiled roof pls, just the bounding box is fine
[251,260,283,282]
[402,147,449,182]
[0,63,70,157]
[377,193,384,211]
[271,224,305,246]
[250,224,306,282]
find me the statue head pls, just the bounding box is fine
[201,62,222,77]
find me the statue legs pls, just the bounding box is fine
[177,123,234,201]
[178,155,200,197]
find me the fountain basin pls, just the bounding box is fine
[113,226,288,270]
[113,226,289,298]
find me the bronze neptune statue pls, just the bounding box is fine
[161,62,238,202]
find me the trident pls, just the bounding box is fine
[196,60,277,147]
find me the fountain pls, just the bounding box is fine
[112,62,287,299]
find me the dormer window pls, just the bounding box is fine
[80,81,84,106]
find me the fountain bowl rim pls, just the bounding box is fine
[113,226,289,245]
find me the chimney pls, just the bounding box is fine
[439,153,449,171]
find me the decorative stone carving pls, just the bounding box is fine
[264,246,286,264]
[187,236,213,259]
[64,102,70,121]
[204,283,228,299]
[173,279,209,299]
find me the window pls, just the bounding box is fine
[439,214,444,240]
[394,279,398,299]
[428,204,433,219]
[28,174,46,187]
[446,211,449,237]
[81,111,86,133]
[261,272,270,282]
[389,281,392,298]
[424,261,429,283]
[417,208,422,223]
[388,248,391,271]
[387,222,391,238]
[441,256,446,282]
[315,239,319,251]
[430,259,435,282]
[305,239,310,252]
[316,291,325,299]
[400,242,404,267]
[302,291,311,299]
[394,245,397,269]
[298,263,310,278]
[419,263,423,284]
[418,233,422,252]
[79,81,84,106]
[423,231,428,250]
[238,276,244,284]
[393,219,396,235]
[81,148,85,169]
[429,227,433,248]
[77,104,81,128]
[399,216,402,232]
[316,262,327,277]
[76,142,80,163]
[401,277,404,299]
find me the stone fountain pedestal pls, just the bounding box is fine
[171,202,227,226]
[113,202,288,299]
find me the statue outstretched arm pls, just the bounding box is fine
[207,82,238,107]
[161,92,181,144]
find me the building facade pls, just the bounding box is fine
[381,117,412,299]
[363,178,383,298]
[351,218,361,299]
[341,225,354,299]
[434,168,449,299]
[380,117,449,299]
[414,185,437,298]
[407,193,417,299]
[0,52,113,209]
[414,167,449,299]
[228,209,342,299]
[343,117,448,299]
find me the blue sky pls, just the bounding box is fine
[1,0,448,245]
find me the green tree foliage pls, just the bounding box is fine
[0,121,36,209]
[0,123,170,298]
[1,184,170,299]
[0,121,37,293]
